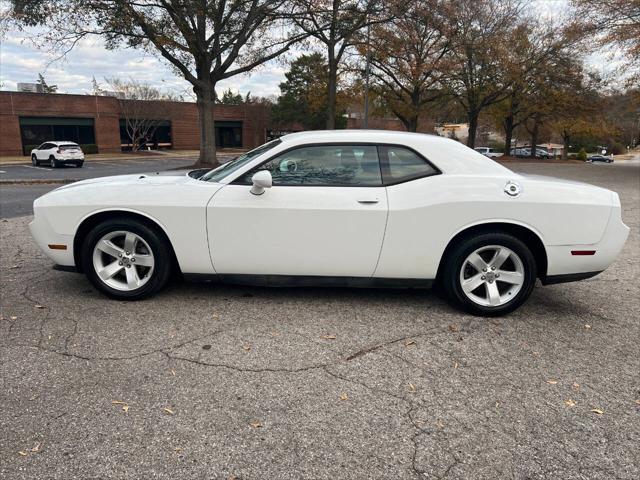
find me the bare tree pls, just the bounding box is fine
[446,0,526,148]
[8,0,307,166]
[366,0,454,132]
[107,78,170,151]
[294,0,388,129]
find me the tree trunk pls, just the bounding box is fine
[529,119,539,159]
[195,82,218,166]
[467,112,479,148]
[503,115,514,155]
[562,133,570,160]
[326,50,337,130]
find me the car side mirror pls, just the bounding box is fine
[250,170,272,196]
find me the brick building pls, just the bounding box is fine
[0,91,271,156]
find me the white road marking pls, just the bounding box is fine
[22,165,52,171]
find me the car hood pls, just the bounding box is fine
[52,170,196,192]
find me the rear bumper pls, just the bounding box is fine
[545,201,629,278]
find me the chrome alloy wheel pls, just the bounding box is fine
[92,230,155,291]
[459,245,525,307]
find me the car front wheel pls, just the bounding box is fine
[441,233,537,316]
[31,154,38,166]
[81,218,173,300]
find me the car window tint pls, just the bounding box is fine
[241,145,382,186]
[381,146,437,183]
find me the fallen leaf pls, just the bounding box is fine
[408,383,417,392]
[448,324,459,332]
[10,265,20,269]
[321,335,336,340]
[572,382,580,391]
[163,408,175,415]
[635,399,640,405]
[590,409,604,415]
[404,340,415,347]
[584,324,591,329]
[532,351,540,356]
[10,316,17,321]
[250,420,262,428]
[564,399,576,407]
[453,362,459,369]
[339,393,348,401]
[202,344,212,350]
[35,305,45,309]
[495,401,500,408]
[122,405,130,413]
[18,451,28,456]
[111,400,127,405]
[242,344,251,352]
[31,443,40,453]
[546,380,558,385]
[170,369,176,376]
[174,447,182,453]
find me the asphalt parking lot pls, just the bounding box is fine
[1,161,639,479]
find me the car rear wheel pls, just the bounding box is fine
[441,232,537,316]
[81,218,172,300]
[49,156,59,168]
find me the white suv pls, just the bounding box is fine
[474,147,503,158]
[31,141,85,168]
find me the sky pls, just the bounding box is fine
[0,0,626,100]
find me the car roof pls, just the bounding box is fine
[279,129,512,175]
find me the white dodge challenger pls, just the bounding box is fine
[30,131,629,316]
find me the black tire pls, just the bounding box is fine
[440,232,537,316]
[81,218,173,300]
[31,154,38,166]
[50,156,59,168]
[76,161,84,168]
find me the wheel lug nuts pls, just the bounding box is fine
[126,251,130,255]
[491,266,496,270]
[118,261,123,265]
[496,273,500,278]
[481,276,486,280]
[126,264,131,268]
[483,268,487,272]
[131,258,135,263]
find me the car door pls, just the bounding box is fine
[207,144,388,277]
[36,143,50,160]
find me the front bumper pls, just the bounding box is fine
[29,214,76,267]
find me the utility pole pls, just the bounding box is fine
[363,23,371,129]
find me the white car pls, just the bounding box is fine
[30,131,629,316]
[31,141,85,168]
[474,147,503,158]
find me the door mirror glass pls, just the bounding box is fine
[250,170,272,195]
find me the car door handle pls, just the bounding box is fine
[357,198,379,204]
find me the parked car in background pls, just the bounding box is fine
[474,147,503,158]
[30,130,629,316]
[31,141,85,168]
[514,147,551,159]
[587,155,613,163]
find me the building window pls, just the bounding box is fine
[19,117,96,154]
[215,121,242,148]
[119,119,172,151]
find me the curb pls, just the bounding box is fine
[0,179,78,185]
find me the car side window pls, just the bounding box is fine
[379,146,438,184]
[238,145,382,186]
[39,143,50,150]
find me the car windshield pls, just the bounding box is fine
[199,139,282,182]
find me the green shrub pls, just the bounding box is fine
[81,144,99,154]
[24,145,40,155]
[576,148,587,161]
